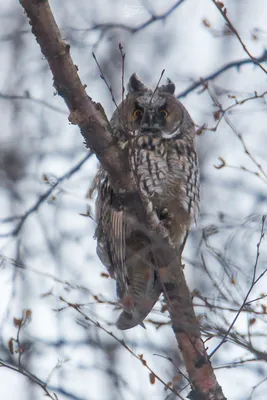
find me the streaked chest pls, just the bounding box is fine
[129,135,186,197]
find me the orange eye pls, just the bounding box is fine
[133,109,143,118]
[159,109,169,118]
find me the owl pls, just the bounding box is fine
[93,73,199,330]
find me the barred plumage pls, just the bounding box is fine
[93,73,200,330]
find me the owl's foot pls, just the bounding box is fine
[159,207,169,219]
[159,207,174,228]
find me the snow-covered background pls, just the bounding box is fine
[0,0,267,399]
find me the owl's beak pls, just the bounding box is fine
[140,126,161,135]
[140,112,161,134]
[142,112,154,128]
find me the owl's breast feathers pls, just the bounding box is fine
[130,134,199,219]
[94,133,199,329]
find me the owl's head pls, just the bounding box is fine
[111,73,195,141]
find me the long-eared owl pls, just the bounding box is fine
[93,73,200,330]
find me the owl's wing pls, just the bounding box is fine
[109,208,128,289]
[95,168,128,293]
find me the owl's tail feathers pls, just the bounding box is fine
[116,296,159,330]
[116,310,146,330]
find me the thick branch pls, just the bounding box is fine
[20,0,133,193]
[19,1,226,399]
[164,257,226,400]
[0,153,92,238]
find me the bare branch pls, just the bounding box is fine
[0,91,67,114]
[92,52,119,110]
[203,83,267,182]
[211,0,267,74]
[209,215,266,358]
[61,298,185,399]
[0,357,86,400]
[77,0,186,35]
[0,152,92,237]
[20,0,135,195]
[0,358,58,400]
[177,50,267,98]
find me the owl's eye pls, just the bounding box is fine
[159,109,169,118]
[133,109,143,118]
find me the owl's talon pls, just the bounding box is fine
[159,207,169,220]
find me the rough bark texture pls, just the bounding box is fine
[20,0,133,193]
[19,1,226,399]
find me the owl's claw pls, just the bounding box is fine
[159,207,174,228]
[159,207,169,219]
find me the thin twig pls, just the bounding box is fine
[149,69,165,104]
[153,353,189,382]
[225,91,267,112]
[83,0,186,35]
[0,152,92,237]
[204,83,267,182]
[119,43,125,105]
[61,298,185,399]
[177,50,267,98]
[209,215,266,358]
[0,359,58,400]
[0,91,67,114]
[211,0,267,74]
[92,52,119,110]
[248,376,267,400]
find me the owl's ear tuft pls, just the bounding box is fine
[159,78,175,95]
[127,73,147,93]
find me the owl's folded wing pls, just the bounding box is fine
[94,169,129,297]
[109,208,128,292]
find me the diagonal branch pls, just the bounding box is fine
[211,0,267,75]
[0,152,92,238]
[177,50,267,98]
[18,1,226,399]
[209,215,267,359]
[75,0,186,36]
[21,0,133,194]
